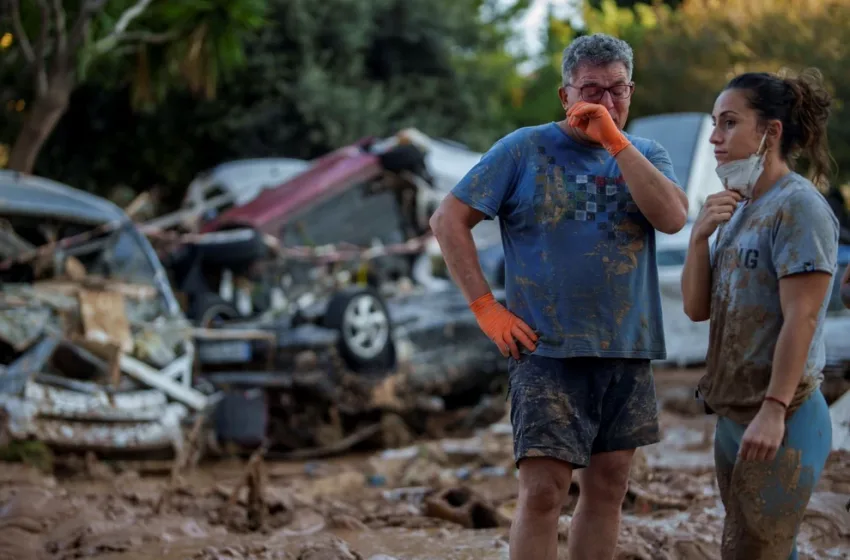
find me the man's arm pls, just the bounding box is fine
[565,103,688,234]
[840,262,850,309]
[429,138,538,358]
[615,144,688,234]
[429,138,518,304]
[429,195,491,303]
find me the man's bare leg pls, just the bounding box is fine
[510,456,573,560]
[568,449,634,560]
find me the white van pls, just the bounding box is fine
[627,112,723,220]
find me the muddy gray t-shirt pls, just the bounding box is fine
[699,172,839,424]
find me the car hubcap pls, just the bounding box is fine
[342,295,389,360]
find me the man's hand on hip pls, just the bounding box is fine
[470,293,538,359]
[567,102,631,156]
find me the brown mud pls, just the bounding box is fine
[1,368,848,560]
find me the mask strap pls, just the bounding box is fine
[756,132,768,156]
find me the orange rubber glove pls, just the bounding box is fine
[567,101,631,156]
[470,292,538,359]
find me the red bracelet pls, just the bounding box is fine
[764,395,788,409]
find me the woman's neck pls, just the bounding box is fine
[751,157,791,201]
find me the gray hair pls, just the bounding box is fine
[561,33,634,86]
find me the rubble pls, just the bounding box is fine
[0,171,215,459]
[0,280,210,455]
[1,151,848,559]
[0,376,848,559]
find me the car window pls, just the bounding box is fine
[628,114,704,190]
[200,184,236,219]
[281,181,406,248]
[106,228,158,283]
[826,260,850,314]
[71,225,157,285]
[656,248,688,267]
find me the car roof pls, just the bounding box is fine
[200,143,381,234]
[185,158,312,206]
[0,170,125,225]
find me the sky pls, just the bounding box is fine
[509,0,580,73]
[517,0,581,57]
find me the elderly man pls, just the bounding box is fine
[429,33,688,560]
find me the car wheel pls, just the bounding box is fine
[323,287,396,373]
[194,227,268,274]
[194,293,242,327]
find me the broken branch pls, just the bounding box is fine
[66,0,108,63]
[51,0,67,61]
[269,423,383,461]
[91,0,157,55]
[6,0,36,64]
[114,29,179,45]
[33,0,50,96]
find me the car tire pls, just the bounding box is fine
[194,293,242,327]
[194,228,268,273]
[377,144,427,174]
[322,287,396,374]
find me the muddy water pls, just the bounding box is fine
[1,368,848,560]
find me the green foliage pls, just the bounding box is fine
[27,0,530,207]
[81,0,268,107]
[18,0,850,202]
[0,440,54,473]
[506,0,850,186]
[626,0,850,185]
[588,0,682,9]
[209,0,529,157]
[1,0,266,173]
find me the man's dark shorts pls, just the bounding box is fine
[508,355,660,468]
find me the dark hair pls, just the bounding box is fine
[724,68,833,189]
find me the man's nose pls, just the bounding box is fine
[599,90,615,109]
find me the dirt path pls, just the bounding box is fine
[1,367,848,560]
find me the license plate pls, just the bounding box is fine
[198,341,253,364]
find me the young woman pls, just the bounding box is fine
[681,68,840,559]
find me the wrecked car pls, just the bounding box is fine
[824,244,850,381]
[148,133,444,375]
[203,286,508,457]
[0,171,213,455]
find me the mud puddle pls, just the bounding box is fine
[1,367,848,560]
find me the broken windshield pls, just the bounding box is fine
[0,215,157,287]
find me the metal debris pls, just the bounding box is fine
[0,175,214,457]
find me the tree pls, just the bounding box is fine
[17,0,531,210]
[624,0,850,186]
[506,0,850,188]
[587,0,682,9]
[2,0,266,174]
[196,0,531,159]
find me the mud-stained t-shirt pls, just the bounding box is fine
[699,172,839,424]
[450,122,681,359]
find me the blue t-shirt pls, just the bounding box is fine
[451,122,681,360]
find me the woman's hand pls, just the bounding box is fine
[692,191,743,242]
[739,401,786,461]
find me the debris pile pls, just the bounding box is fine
[0,279,211,455]
[0,201,213,458]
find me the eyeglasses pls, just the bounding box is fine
[567,83,634,103]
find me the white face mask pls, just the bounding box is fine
[715,133,768,199]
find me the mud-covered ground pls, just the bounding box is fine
[1,368,848,560]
